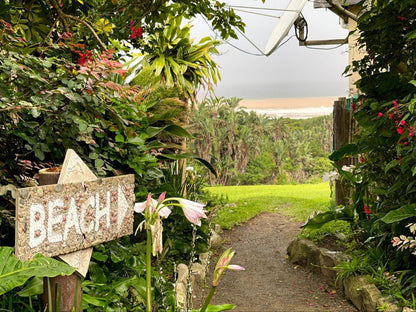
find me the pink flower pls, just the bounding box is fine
[134,193,171,218]
[397,127,404,134]
[400,120,406,126]
[213,248,244,287]
[364,205,370,214]
[378,112,383,117]
[177,198,207,226]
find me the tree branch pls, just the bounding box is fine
[48,0,107,50]
[49,0,69,32]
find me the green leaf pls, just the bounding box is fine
[17,277,43,297]
[302,208,353,230]
[195,157,217,177]
[329,144,359,161]
[380,204,416,224]
[91,251,108,262]
[0,247,75,296]
[385,159,398,173]
[89,152,99,160]
[164,124,193,138]
[206,305,236,312]
[115,134,125,143]
[191,304,236,312]
[95,158,104,168]
[82,294,107,307]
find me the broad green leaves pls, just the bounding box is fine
[0,247,75,296]
[381,204,416,224]
[129,16,220,103]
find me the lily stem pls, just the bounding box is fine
[146,229,152,312]
[199,285,217,312]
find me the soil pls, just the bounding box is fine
[193,212,359,312]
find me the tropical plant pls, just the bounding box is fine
[305,0,416,305]
[0,0,245,52]
[126,15,221,104]
[0,247,75,296]
[190,97,333,185]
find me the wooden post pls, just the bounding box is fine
[333,97,351,206]
[39,168,82,312]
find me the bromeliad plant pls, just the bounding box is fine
[134,193,244,312]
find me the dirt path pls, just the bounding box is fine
[194,212,358,312]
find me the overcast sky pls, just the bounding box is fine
[191,0,350,100]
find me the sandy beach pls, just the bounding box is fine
[238,96,340,109]
[237,96,341,119]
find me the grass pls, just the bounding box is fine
[206,182,333,229]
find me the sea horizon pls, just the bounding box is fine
[238,96,340,119]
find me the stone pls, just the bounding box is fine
[319,249,348,279]
[199,252,210,268]
[344,275,369,311]
[343,275,383,312]
[177,263,189,285]
[376,297,401,312]
[190,262,206,286]
[287,238,319,265]
[175,282,187,307]
[210,230,223,249]
[361,283,382,312]
[403,308,416,312]
[214,224,223,234]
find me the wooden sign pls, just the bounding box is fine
[15,174,135,261]
[56,149,100,277]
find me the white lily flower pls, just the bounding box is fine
[177,198,207,226]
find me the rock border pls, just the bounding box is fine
[287,238,416,312]
[175,228,223,309]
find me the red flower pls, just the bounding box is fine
[129,22,143,39]
[397,127,404,134]
[62,32,72,39]
[364,205,370,214]
[397,16,405,21]
[389,114,394,119]
[78,50,93,66]
[400,120,406,126]
[378,112,383,117]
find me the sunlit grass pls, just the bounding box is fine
[206,183,333,229]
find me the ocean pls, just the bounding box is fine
[240,106,333,119]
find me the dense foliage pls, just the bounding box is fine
[190,97,333,186]
[306,0,416,306]
[0,0,243,310]
[0,0,245,52]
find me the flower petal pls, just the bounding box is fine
[227,265,245,271]
[178,198,207,226]
[134,202,146,213]
[158,206,171,218]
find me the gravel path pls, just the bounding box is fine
[194,212,358,312]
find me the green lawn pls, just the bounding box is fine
[207,183,333,229]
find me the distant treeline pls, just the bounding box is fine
[190,97,333,185]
